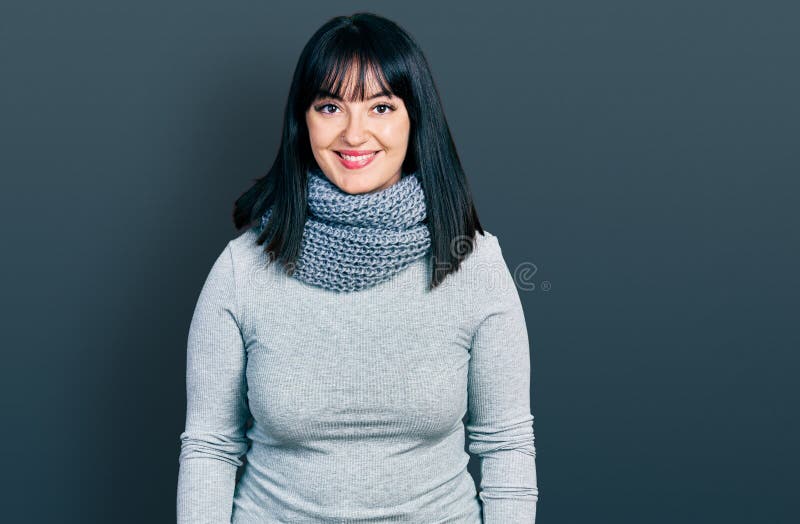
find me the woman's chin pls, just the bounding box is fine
[324,169,401,195]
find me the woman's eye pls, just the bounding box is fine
[314,103,394,115]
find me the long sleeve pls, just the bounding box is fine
[177,242,251,524]
[466,236,539,523]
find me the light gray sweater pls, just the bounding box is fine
[177,227,538,523]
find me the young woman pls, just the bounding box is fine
[177,12,539,523]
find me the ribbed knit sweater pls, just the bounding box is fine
[176,227,539,523]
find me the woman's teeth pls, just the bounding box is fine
[339,152,376,161]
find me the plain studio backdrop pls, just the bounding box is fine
[1,1,797,522]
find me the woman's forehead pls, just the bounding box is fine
[317,63,391,101]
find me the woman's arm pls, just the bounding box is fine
[177,242,251,524]
[466,235,539,523]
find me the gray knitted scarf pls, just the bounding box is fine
[257,167,431,293]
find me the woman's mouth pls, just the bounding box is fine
[335,150,380,170]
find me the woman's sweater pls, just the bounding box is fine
[176,227,539,523]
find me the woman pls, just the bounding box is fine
[177,12,539,523]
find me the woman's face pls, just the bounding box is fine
[306,69,411,195]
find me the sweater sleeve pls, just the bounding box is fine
[466,235,539,523]
[177,242,251,524]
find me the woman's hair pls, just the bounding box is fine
[233,12,484,291]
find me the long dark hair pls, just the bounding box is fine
[233,12,484,291]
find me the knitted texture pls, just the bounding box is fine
[257,167,431,292]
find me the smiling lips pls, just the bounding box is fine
[335,149,380,169]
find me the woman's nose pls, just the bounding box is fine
[341,114,369,145]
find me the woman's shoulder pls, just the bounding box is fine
[473,229,499,250]
[460,229,519,301]
[227,226,273,260]
[463,229,504,269]
[220,226,278,286]
[428,229,507,292]
[229,225,262,252]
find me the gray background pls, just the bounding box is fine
[1,1,798,522]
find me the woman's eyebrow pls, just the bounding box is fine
[315,88,393,101]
